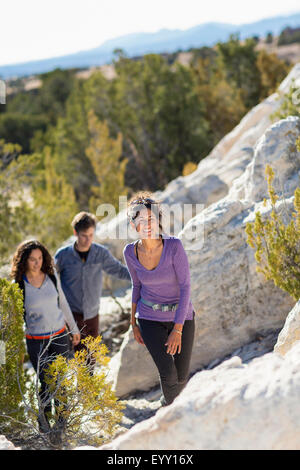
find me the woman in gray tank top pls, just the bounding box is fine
[11,239,80,437]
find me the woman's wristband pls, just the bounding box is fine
[173,328,182,336]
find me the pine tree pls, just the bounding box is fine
[85,109,128,215]
[31,145,78,252]
[0,142,37,264]
[256,50,291,99]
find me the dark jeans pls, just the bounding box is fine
[72,312,99,372]
[138,311,195,405]
[26,331,71,416]
[72,312,99,353]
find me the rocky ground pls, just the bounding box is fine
[3,290,281,450]
[113,328,280,438]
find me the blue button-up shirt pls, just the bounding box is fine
[54,241,131,320]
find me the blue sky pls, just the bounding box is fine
[1,0,299,66]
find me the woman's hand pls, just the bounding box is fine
[72,333,81,346]
[132,324,145,345]
[165,329,182,355]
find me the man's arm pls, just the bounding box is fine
[101,246,131,281]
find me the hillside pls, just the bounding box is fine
[1,12,299,80]
[5,35,299,98]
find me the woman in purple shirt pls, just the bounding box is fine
[123,193,195,406]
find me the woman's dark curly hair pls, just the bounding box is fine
[10,239,55,283]
[127,191,165,235]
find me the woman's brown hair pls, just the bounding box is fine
[127,191,165,235]
[10,239,55,283]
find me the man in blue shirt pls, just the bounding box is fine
[54,211,131,352]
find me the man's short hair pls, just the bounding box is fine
[71,212,97,233]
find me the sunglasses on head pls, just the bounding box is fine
[130,197,157,205]
[128,199,160,223]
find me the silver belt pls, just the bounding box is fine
[140,296,178,312]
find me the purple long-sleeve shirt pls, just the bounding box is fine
[123,235,194,324]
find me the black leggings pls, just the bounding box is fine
[138,312,195,405]
[26,331,71,415]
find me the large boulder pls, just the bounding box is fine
[100,341,300,450]
[108,324,158,395]
[109,116,300,397]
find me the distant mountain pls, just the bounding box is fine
[1,12,300,80]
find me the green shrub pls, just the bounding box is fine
[245,164,300,300]
[42,335,124,448]
[0,279,26,433]
[270,79,300,121]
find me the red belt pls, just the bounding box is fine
[26,326,66,340]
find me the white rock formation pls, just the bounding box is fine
[228,116,300,202]
[99,341,300,450]
[274,300,300,355]
[96,63,300,260]
[109,116,300,398]
[79,64,300,298]
[92,64,300,302]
